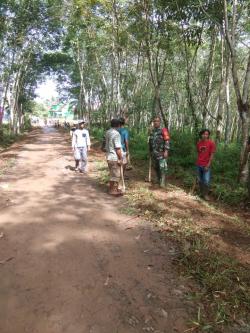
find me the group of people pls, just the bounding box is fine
[70,116,216,200]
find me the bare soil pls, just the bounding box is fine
[0,128,194,333]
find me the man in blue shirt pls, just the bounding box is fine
[118,118,129,153]
[118,118,129,178]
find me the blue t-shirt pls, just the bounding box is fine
[118,127,129,152]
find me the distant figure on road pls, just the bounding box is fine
[196,129,216,200]
[72,120,91,173]
[70,121,79,170]
[70,121,78,138]
[105,119,123,196]
[148,116,170,188]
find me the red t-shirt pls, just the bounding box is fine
[196,140,216,167]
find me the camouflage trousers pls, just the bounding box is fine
[152,157,168,185]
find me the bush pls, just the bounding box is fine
[91,127,105,141]
[0,125,17,148]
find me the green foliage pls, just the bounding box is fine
[29,101,48,118]
[129,130,148,160]
[0,118,31,149]
[169,130,197,168]
[91,127,105,141]
[0,125,19,148]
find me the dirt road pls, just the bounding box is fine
[0,128,192,333]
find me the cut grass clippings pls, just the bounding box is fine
[124,184,250,332]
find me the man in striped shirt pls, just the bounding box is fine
[105,119,123,196]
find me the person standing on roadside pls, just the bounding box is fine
[149,116,170,188]
[72,120,91,173]
[118,118,129,179]
[196,129,216,200]
[105,119,123,196]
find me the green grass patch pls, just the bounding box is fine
[0,128,19,148]
[93,160,109,184]
[124,184,250,332]
[179,237,250,331]
[0,120,32,149]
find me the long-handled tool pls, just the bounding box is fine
[126,152,133,170]
[145,155,152,182]
[190,177,198,195]
[120,165,126,193]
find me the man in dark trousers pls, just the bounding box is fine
[196,129,216,200]
[149,116,170,188]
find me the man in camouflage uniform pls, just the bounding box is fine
[149,116,170,187]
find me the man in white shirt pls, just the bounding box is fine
[105,119,123,196]
[72,120,91,173]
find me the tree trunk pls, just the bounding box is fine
[216,33,226,143]
[239,109,250,182]
[224,0,250,183]
[224,54,231,144]
[203,29,216,127]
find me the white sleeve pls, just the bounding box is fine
[86,130,91,147]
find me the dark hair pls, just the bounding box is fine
[152,115,161,122]
[199,129,211,138]
[119,117,125,126]
[111,118,121,128]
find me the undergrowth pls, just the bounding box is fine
[0,120,32,149]
[124,185,250,332]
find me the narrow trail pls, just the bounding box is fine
[0,128,192,333]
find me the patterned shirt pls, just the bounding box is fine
[105,128,122,161]
[149,128,170,159]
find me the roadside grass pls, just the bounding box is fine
[92,160,109,184]
[0,121,32,150]
[124,183,250,332]
[0,130,20,148]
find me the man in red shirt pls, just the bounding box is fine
[196,129,216,200]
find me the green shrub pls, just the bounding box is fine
[0,125,17,148]
[91,127,105,141]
